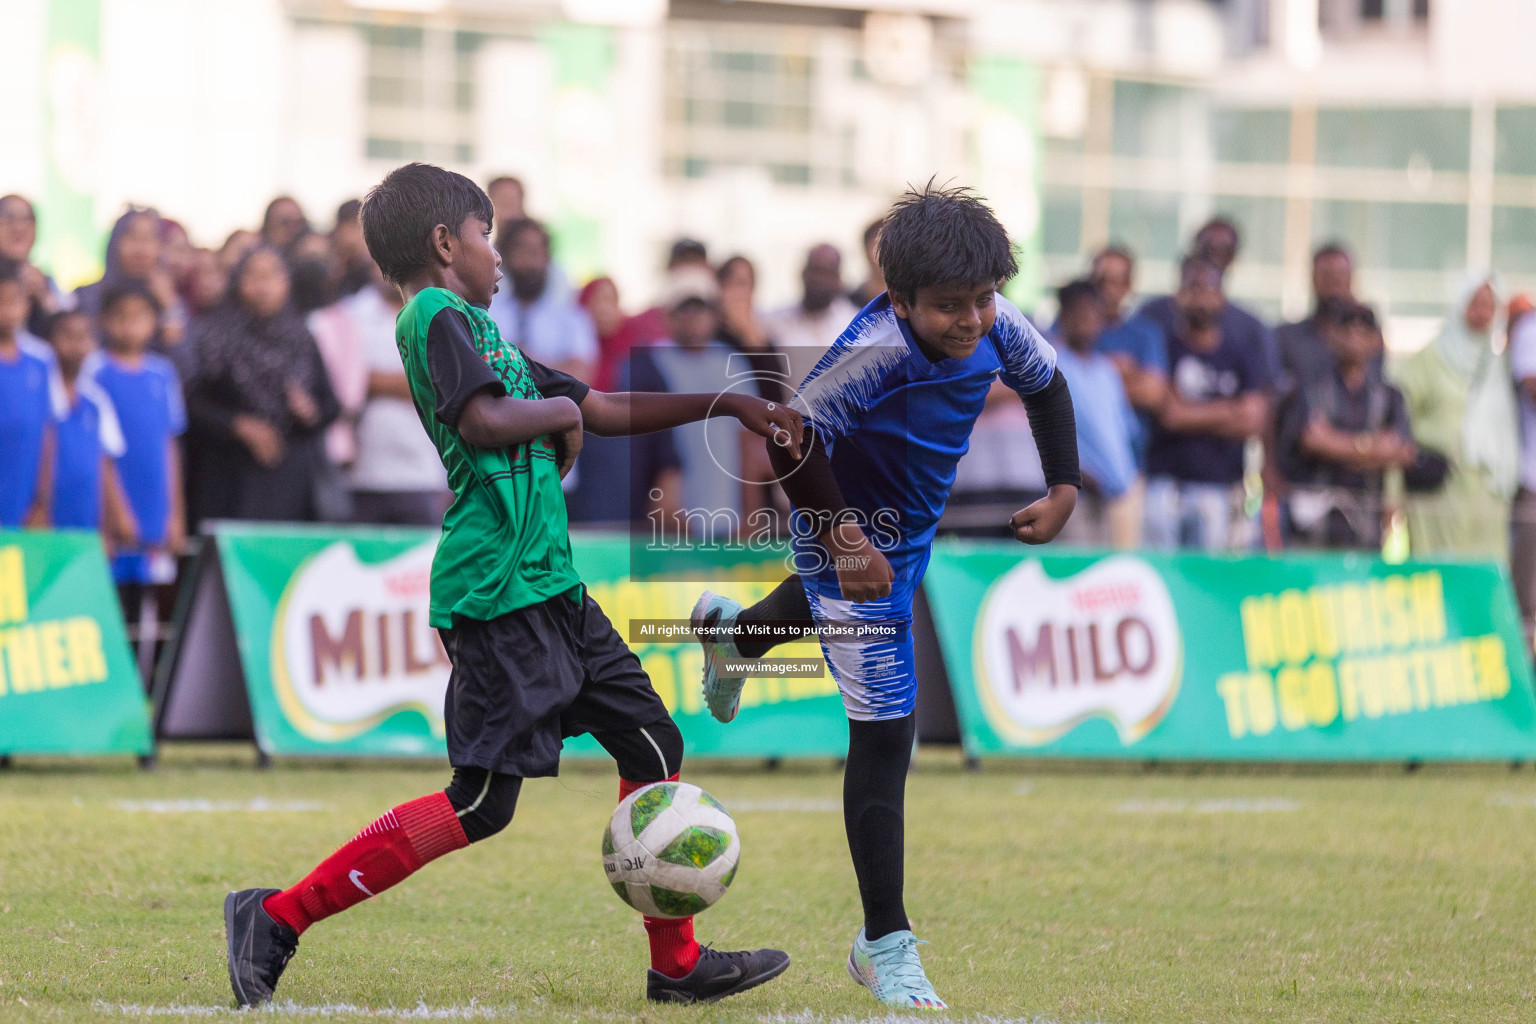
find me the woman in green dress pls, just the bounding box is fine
[1390,272,1519,560]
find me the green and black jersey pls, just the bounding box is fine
[396,287,589,627]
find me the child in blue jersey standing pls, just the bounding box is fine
[45,309,133,537]
[91,282,187,587]
[690,185,1081,1009]
[0,261,56,528]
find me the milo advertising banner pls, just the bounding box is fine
[923,541,1536,760]
[156,524,846,759]
[0,531,152,756]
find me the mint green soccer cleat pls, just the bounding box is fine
[691,590,747,723]
[846,928,948,1010]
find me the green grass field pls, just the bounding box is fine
[3,748,1535,1024]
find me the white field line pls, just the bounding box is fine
[95,1002,515,1019]
[1117,797,1301,814]
[1489,793,1536,807]
[110,798,327,813]
[1014,783,1034,796]
[760,1014,1091,1024]
[97,1006,1093,1024]
[728,798,842,813]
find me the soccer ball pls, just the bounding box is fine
[602,781,740,918]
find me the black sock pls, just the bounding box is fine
[731,575,815,658]
[843,715,915,941]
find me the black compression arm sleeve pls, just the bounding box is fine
[1021,368,1082,489]
[768,428,849,522]
[525,357,591,405]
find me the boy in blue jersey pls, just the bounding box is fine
[45,309,132,535]
[0,260,56,528]
[690,185,1081,1009]
[91,282,187,586]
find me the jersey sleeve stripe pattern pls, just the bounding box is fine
[76,378,127,458]
[789,305,909,442]
[992,294,1058,395]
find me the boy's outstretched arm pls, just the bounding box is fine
[1012,368,1080,544]
[518,355,803,456]
[578,389,803,458]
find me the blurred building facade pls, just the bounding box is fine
[3,0,1536,326]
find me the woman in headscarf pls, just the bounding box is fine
[184,247,228,318]
[578,276,648,392]
[71,208,178,324]
[714,255,771,353]
[0,194,64,338]
[181,245,340,528]
[260,196,311,255]
[219,229,259,271]
[1390,271,1520,559]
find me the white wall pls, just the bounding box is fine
[93,0,288,245]
[475,36,555,197]
[285,23,368,229]
[0,0,294,265]
[972,0,1222,74]
[1432,0,1536,101]
[582,23,667,307]
[0,0,48,198]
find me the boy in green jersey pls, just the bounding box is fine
[225,164,801,1008]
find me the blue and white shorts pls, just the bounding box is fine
[801,577,918,721]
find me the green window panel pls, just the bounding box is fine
[1312,198,1467,273]
[1211,108,1292,165]
[1111,80,1204,162]
[1492,206,1536,276]
[1315,107,1470,173]
[1041,186,1082,258]
[1108,189,1183,264]
[1494,107,1536,177]
[362,25,481,166]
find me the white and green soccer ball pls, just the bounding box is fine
[602,781,740,918]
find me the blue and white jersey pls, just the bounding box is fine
[18,330,70,419]
[0,347,55,527]
[91,352,186,547]
[51,379,126,530]
[788,293,1057,588]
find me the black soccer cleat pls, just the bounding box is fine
[646,944,791,1004]
[224,887,299,1007]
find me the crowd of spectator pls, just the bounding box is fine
[2,182,1534,636]
[947,216,1529,636]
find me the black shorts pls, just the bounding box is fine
[437,589,672,778]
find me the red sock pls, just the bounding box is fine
[263,792,467,935]
[620,774,700,979]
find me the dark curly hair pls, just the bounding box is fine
[360,163,494,285]
[876,181,1018,301]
